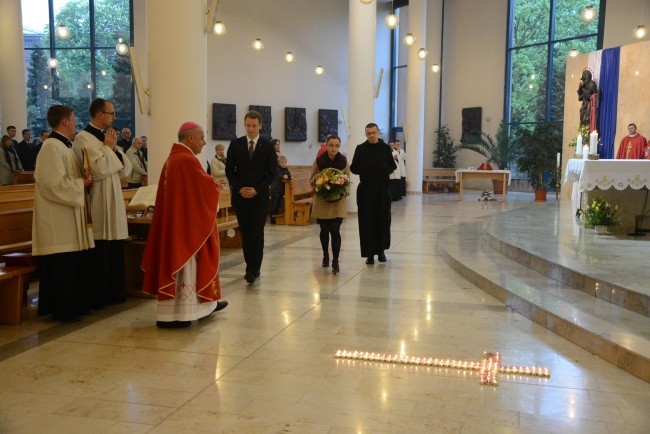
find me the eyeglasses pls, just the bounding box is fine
[102,111,116,116]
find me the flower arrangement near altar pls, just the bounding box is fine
[566,124,590,148]
[580,196,619,227]
[313,168,349,202]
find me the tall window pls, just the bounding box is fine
[505,0,602,130]
[22,0,133,134]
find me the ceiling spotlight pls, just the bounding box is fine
[86,83,93,90]
[285,52,295,63]
[417,48,428,60]
[568,48,579,57]
[431,64,440,73]
[315,65,324,75]
[385,12,399,30]
[43,84,49,90]
[634,25,647,39]
[55,24,71,40]
[580,6,597,23]
[252,38,264,50]
[213,21,226,35]
[47,58,59,68]
[403,33,416,46]
[100,69,107,76]
[116,38,129,55]
[360,0,374,4]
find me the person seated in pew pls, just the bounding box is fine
[141,121,227,328]
[0,135,24,185]
[269,155,292,223]
[126,136,147,188]
[210,143,228,187]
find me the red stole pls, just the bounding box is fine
[141,143,221,302]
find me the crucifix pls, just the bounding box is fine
[335,350,550,386]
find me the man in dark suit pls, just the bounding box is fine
[226,110,277,284]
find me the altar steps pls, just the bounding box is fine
[437,215,650,382]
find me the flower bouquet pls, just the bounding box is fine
[580,196,619,228]
[313,168,349,202]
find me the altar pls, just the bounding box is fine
[564,159,650,233]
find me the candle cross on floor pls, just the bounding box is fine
[334,350,550,386]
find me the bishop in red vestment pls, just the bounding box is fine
[142,122,227,328]
[616,123,647,159]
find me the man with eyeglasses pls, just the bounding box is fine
[73,98,129,309]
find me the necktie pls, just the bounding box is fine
[248,140,255,158]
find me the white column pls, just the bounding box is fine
[146,0,207,184]
[346,0,377,212]
[0,0,27,131]
[405,0,427,193]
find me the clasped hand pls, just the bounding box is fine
[104,128,118,150]
[239,187,257,198]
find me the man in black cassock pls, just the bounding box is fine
[350,123,397,264]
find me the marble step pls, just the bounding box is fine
[438,220,650,382]
[483,206,649,317]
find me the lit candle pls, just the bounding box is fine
[589,131,598,154]
[557,152,561,168]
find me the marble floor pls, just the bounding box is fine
[1,192,649,433]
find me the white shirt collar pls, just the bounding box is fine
[247,136,259,145]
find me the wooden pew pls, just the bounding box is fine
[422,168,459,193]
[275,178,313,226]
[288,165,312,179]
[0,208,36,325]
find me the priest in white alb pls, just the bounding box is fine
[73,98,129,308]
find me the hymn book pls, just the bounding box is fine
[126,184,158,213]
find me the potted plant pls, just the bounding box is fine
[580,196,619,234]
[513,122,562,202]
[433,124,457,169]
[456,120,513,193]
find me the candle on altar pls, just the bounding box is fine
[556,152,561,168]
[589,131,598,154]
[576,135,582,148]
[582,145,589,160]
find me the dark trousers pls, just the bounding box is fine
[36,250,92,320]
[234,203,268,274]
[91,240,127,308]
[269,191,284,216]
[317,218,343,260]
[128,182,142,189]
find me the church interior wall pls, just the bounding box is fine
[439,0,508,188]
[203,0,351,166]
[603,0,650,49]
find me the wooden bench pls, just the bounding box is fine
[0,208,37,325]
[275,178,313,226]
[422,168,459,193]
[216,189,241,248]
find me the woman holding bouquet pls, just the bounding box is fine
[310,135,350,274]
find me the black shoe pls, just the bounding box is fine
[332,260,339,274]
[213,301,228,312]
[322,256,330,267]
[156,321,191,329]
[245,272,255,283]
[378,252,387,262]
[366,256,374,265]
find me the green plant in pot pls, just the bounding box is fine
[433,124,457,168]
[513,122,562,202]
[456,120,513,193]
